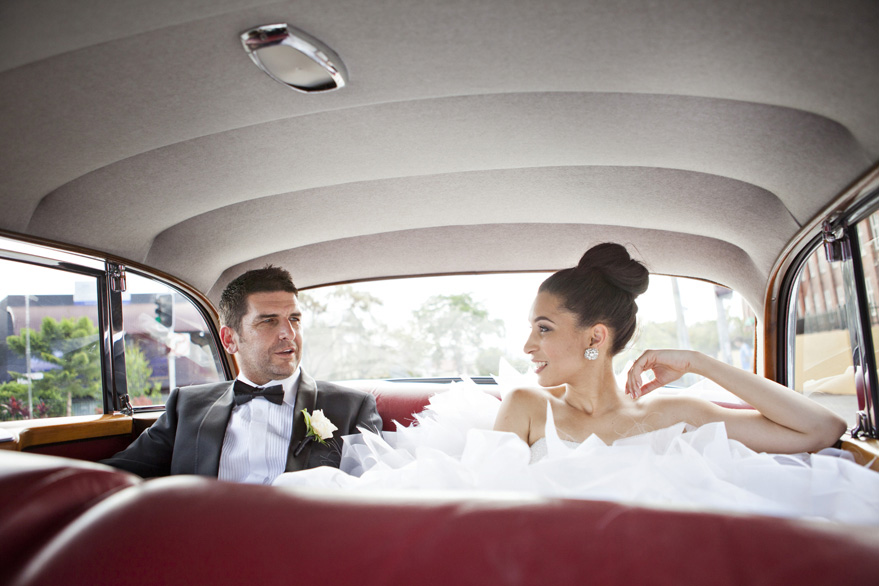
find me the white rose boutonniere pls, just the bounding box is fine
[302,409,338,445]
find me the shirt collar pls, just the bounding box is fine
[236,367,301,406]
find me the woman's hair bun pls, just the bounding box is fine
[539,242,649,354]
[576,243,649,297]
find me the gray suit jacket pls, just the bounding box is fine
[101,371,382,478]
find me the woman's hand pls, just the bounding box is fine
[626,349,698,399]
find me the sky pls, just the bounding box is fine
[0,259,177,301]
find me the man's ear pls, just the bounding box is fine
[220,325,238,354]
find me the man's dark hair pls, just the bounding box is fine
[219,265,298,332]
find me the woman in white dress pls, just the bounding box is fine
[277,243,879,523]
[494,242,848,457]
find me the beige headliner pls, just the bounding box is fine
[1,0,877,313]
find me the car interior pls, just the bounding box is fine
[1,1,879,584]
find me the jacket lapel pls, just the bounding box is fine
[285,371,317,471]
[194,382,235,476]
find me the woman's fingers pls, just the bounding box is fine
[626,349,689,399]
[637,378,664,396]
[626,351,655,398]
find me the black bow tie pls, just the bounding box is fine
[233,380,285,406]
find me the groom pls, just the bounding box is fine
[102,265,382,483]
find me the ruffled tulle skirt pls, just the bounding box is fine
[275,382,879,525]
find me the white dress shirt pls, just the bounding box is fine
[218,368,300,484]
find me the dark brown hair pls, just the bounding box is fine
[539,243,648,354]
[219,265,298,331]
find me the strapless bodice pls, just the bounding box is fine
[529,437,581,463]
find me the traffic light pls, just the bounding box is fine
[154,293,174,328]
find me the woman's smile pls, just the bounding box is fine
[524,291,590,387]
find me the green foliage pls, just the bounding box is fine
[303,288,510,379]
[329,286,383,314]
[302,286,396,380]
[615,315,756,382]
[0,380,32,420]
[4,316,101,417]
[297,292,327,316]
[411,294,505,376]
[125,340,162,398]
[1,317,165,419]
[7,316,101,398]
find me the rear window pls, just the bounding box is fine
[300,273,755,382]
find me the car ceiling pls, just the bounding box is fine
[1,0,877,315]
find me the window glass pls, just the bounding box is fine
[0,259,102,419]
[857,211,879,419]
[869,215,879,252]
[300,274,755,385]
[791,246,857,426]
[122,273,224,405]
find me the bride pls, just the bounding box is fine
[494,242,848,461]
[277,243,879,523]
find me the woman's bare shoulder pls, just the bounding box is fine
[495,386,556,441]
[504,386,558,405]
[497,386,555,424]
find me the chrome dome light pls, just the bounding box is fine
[240,24,348,93]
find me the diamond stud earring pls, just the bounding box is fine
[584,347,599,361]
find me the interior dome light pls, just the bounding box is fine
[240,23,348,93]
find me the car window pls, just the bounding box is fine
[300,273,756,384]
[789,241,859,427]
[0,247,227,419]
[0,259,103,419]
[856,211,879,380]
[122,272,225,406]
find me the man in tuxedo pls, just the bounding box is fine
[102,266,382,483]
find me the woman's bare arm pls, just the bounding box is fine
[626,349,848,453]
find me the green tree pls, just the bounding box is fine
[298,292,328,319]
[6,316,101,417]
[2,319,164,418]
[302,287,394,380]
[411,294,504,376]
[125,340,162,398]
[0,380,34,420]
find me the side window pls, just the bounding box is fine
[855,211,879,432]
[0,259,103,420]
[122,273,224,406]
[790,244,857,426]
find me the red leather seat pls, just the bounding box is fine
[350,381,499,430]
[0,451,139,584]
[10,473,879,586]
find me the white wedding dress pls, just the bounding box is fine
[274,380,879,525]
[529,437,581,463]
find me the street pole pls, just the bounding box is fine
[25,294,32,418]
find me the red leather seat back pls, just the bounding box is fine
[0,451,139,584]
[346,381,451,430]
[11,474,879,586]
